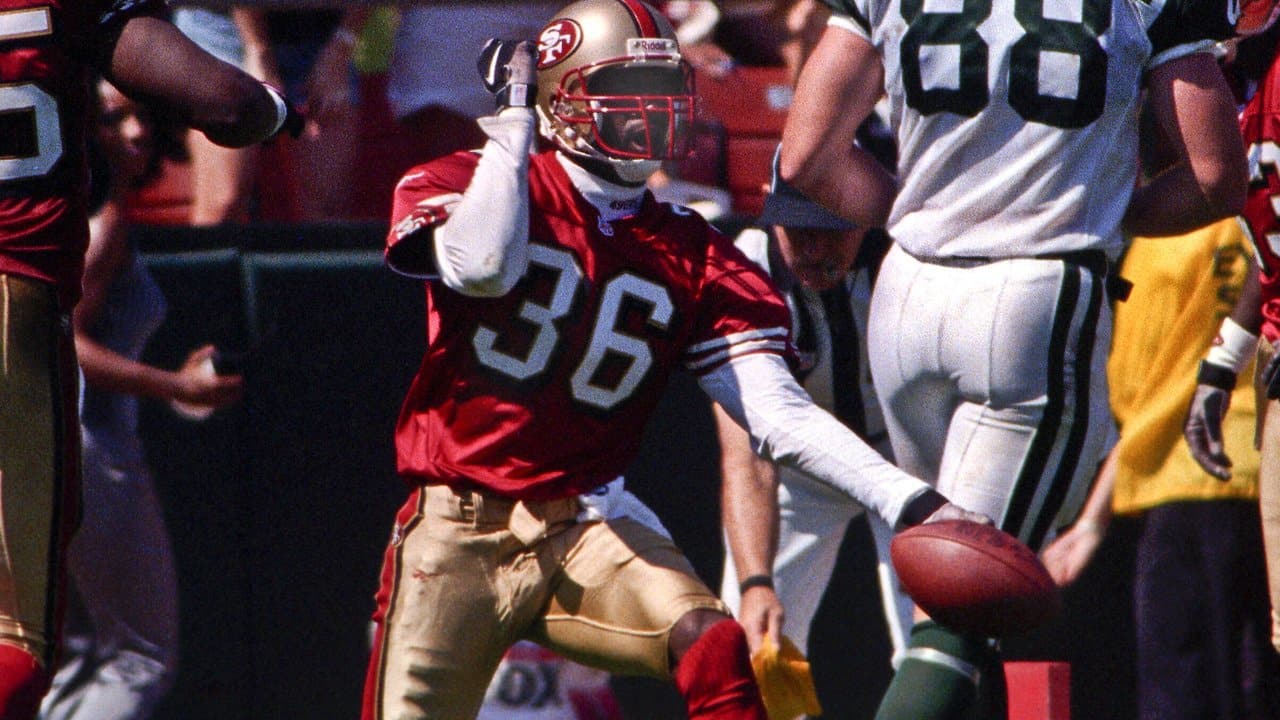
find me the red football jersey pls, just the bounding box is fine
[1242,49,1280,343]
[386,149,792,500]
[0,0,163,307]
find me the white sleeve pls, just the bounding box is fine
[827,7,872,43]
[432,107,535,297]
[698,352,934,529]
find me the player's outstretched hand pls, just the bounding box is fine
[898,489,992,528]
[922,501,992,527]
[477,38,538,108]
[1184,382,1232,480]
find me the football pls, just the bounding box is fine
[890,520,1061,638]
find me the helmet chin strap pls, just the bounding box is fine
[539,110,664,186]
[612,158,663,184]
[559,147,660,187]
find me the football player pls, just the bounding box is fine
[362,1,984,718]
[781,0,1252,716]
[1179,21,1280,661]
[0,2,297,717]
[1241,26,1280,662]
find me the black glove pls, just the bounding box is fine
[1184,361,1235,480]
[477,38,537,109]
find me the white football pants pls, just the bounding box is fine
[868,244,1113,551]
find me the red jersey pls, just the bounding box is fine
[0,0,163,308]
[386,149,792,500]
[1242,47,1280,342]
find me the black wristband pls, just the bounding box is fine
[1197,360,1237,391]
[496,83,536,109]
[898,488,949,528]
[739,575,774,594]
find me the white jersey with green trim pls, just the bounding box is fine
[824,0,1234,259]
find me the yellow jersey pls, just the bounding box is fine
[1109,219,1259,514]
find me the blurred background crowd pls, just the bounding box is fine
[126,1,821,228]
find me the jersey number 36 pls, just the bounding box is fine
[472,244,674,412]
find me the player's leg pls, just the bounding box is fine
[865,243,960,485]
[933,256,1112,547]
[535,516,766,719]
[0,275,80,720]
[39,437,178,720]
[361,486,516,720]
[1179,500,1273,719]
[1258,339,1280,657]
[874,256,1112,720]
[867,247,990,720]
[1132,503,1211,720]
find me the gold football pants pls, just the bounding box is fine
[0,273,80,667]
[364,483,726,720]
[1256,338,1280,654]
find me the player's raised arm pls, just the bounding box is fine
[103,15,300,148]
[428,39,539,297]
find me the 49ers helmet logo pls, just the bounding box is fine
[538,19,582,69]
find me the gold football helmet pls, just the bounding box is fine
[535,0,696,171]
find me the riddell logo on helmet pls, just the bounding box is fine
[626,38,676,57]
[538,19,582,68]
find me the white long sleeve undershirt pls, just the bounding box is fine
[698,352,933,530]
[432,107,535,297]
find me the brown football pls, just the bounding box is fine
[890,520,1061,637]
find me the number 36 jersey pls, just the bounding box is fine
[385,149,792,501]
[825,0,1235,260]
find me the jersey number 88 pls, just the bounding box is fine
[900,0,1109,128]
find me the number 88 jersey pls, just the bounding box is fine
[824,0,1235,261]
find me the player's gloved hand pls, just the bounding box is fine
[898,488,992,528]
[1263,345,1280,400]
[477,38,538,109]
[1185,361,1235,481]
